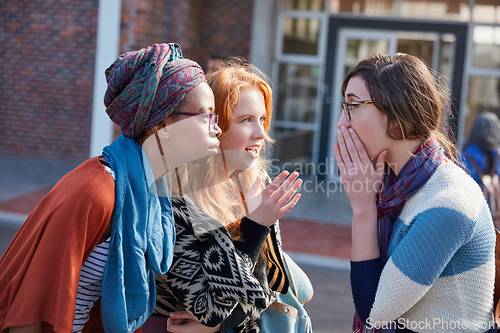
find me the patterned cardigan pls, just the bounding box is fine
[154,195,288,333]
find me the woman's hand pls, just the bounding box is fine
[333,126,386,214]
[246,171,302,227]
[334,126,386,261]
[167,312,221,333]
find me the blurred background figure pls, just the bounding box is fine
[461,111,500,227]
[206,54,226,74]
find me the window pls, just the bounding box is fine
[282,17,322,55]
[465,77,500,135]
[275,63,320,123]
[473,25,500,69]
[473,0,500,24]
[283,0,325,11]
[330,0,395,16]
[400,0,469,21]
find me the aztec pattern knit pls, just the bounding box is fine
[154,196,275,333]
[351,161,496,333]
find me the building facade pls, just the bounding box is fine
[1,0,499,181]
[253,0,500,179]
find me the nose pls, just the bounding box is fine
[253,121,266,140]
[213,123,222,137]
[337,111,350,130]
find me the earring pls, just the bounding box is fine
[152,127,169,173]
[152,128,165,156]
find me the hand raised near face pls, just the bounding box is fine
[246,171,302,227]
[334,126,386,212]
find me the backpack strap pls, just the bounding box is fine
[490,149,500,176]
[464,151,486,185]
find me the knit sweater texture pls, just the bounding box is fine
[351,162,496,332]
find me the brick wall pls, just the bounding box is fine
[120,0,165,52]
[0,0,255,160]
[163,0,254,71]
[198,0,253,65]
[0,0,99,161]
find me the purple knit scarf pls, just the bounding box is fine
[353,137,445,333]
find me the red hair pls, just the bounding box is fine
[207,58,273,138]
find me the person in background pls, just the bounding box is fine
[0,43,221,333]
[206,54,226,74]
[334,53,496,332]
[461,112,500,227]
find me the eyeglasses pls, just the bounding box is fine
[341,100,374,121]
[171,112,219,132]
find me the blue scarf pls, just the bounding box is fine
[100,134,175,332]
[353,138,445,333]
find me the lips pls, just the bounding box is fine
[245,145,261,158]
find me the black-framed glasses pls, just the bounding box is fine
[171,112,219,131]
[341,100,374,121]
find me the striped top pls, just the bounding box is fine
[72,163,115,332]
[73,237,110,332]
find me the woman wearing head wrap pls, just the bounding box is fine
[0,43,220,333]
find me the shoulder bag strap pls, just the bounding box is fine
[464,151,486,178]
[489,149,500,176]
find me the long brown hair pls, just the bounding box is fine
[342,53,458,161]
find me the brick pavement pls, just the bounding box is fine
[0,186,352,260]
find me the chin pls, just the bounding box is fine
[245,159,259,171]
[229,156,258,172]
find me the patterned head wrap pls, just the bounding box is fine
[104,43,206,138]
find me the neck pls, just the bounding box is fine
[386,139,422,176]
[140,134,174,181]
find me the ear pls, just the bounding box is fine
[387,119,404,140]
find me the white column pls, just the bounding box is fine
[250,0,277,76]
[89,0,122,157]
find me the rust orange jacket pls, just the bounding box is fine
[0,157,114,332]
